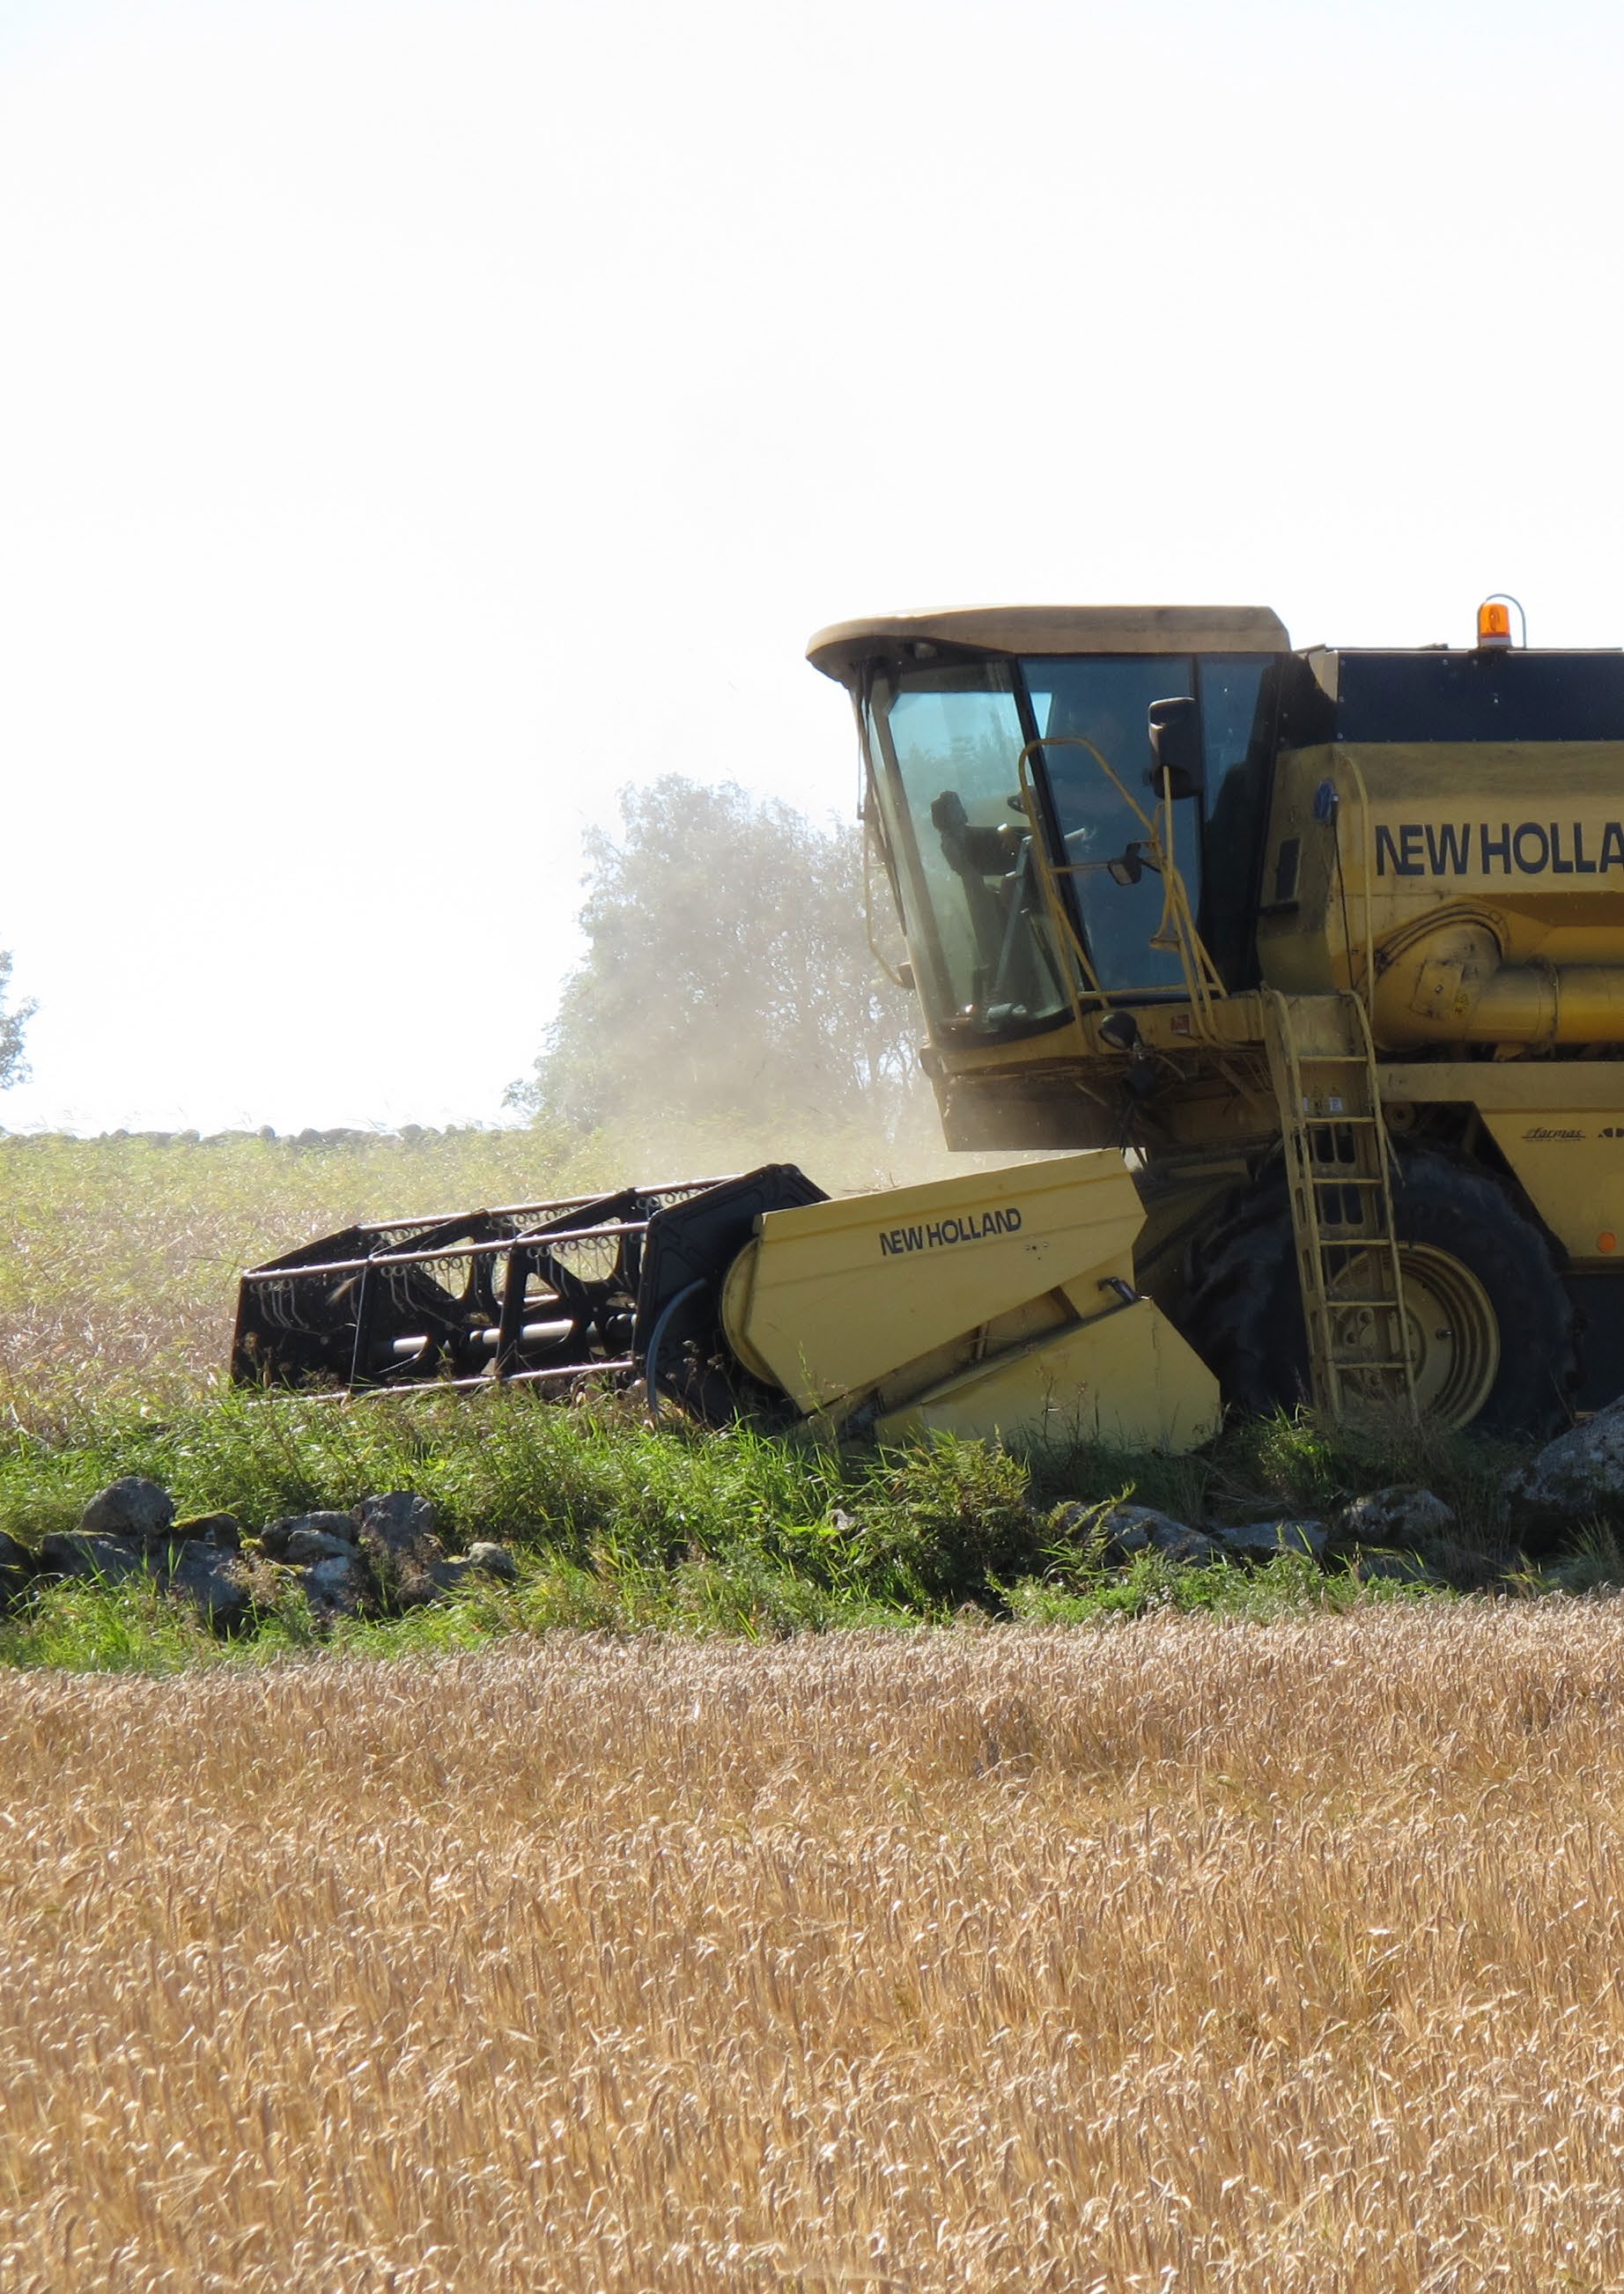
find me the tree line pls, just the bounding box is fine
[508,775,930,1153]
[0,954,33,1093]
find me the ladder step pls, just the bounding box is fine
[1264,987,1417,1421]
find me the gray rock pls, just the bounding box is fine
[168,1512,243,1549]
[387,1563,444,1612]
[428,1544,519,1597]
[1332,1486,1455,1547]
[300,1550,374,1619]
[1216,1518,1329,1560]
[1079,1502,1224,1566]
[354,1491,440,1557]
[40,1531,151,1585]
[166,1545,255,1634]
[284,1526,354,1565]
[79,1477,174,1542]
[0,1531,33,1606]
[355,1492,447,1607]
[259,1511,358,1560]
[1510,1398,1624,1519]
[1428,1538,1508,1590]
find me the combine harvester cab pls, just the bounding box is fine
[234,1153,1220,1454]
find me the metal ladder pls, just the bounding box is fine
[1261,989,1418,1424]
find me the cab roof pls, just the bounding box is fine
[807,605,1291,685]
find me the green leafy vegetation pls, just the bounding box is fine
[1004,1547,1443,1625]
[0,1386,1470,1672]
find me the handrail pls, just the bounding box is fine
[1338,749,1379,1002]
[1014,734,1229,1040]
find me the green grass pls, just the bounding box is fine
[0,1387,1483,1672]
[1003,1548,1449,1625]
[0,1538,1452,1676]
[0,1380,1495,1588]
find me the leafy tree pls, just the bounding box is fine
[0,952,36,1089]
[510,778,926,1150]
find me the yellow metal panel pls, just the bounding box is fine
[1333,742,1624,939]
[873,1298,1221,1452]
[722,1152,1144,1410]
[1479,1111,1624,1260]
[1259,741,1624,1048]
[1278,742,1624,958]
[720,1149,1221,1453]
[1379,1060,1624,1110]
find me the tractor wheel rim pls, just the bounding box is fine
[1396,1244,1500,1425]
[1331,1244,1499,1427]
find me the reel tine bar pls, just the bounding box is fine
[233,1179,730,1393]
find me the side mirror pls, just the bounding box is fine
[1147,696,1204,800]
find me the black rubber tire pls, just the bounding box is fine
[1180,1150,1577,1439]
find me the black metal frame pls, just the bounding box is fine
[232,1164,827,1414]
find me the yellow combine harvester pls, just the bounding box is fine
[237,597,1622,1449]
[813,596,1622,1438]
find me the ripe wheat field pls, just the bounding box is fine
[5,1609,1624,2291]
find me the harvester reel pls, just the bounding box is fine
[233,1165,829,1413]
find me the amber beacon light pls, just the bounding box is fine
[1476,597,1517,647]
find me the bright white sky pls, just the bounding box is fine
[2,0,1621,1132]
